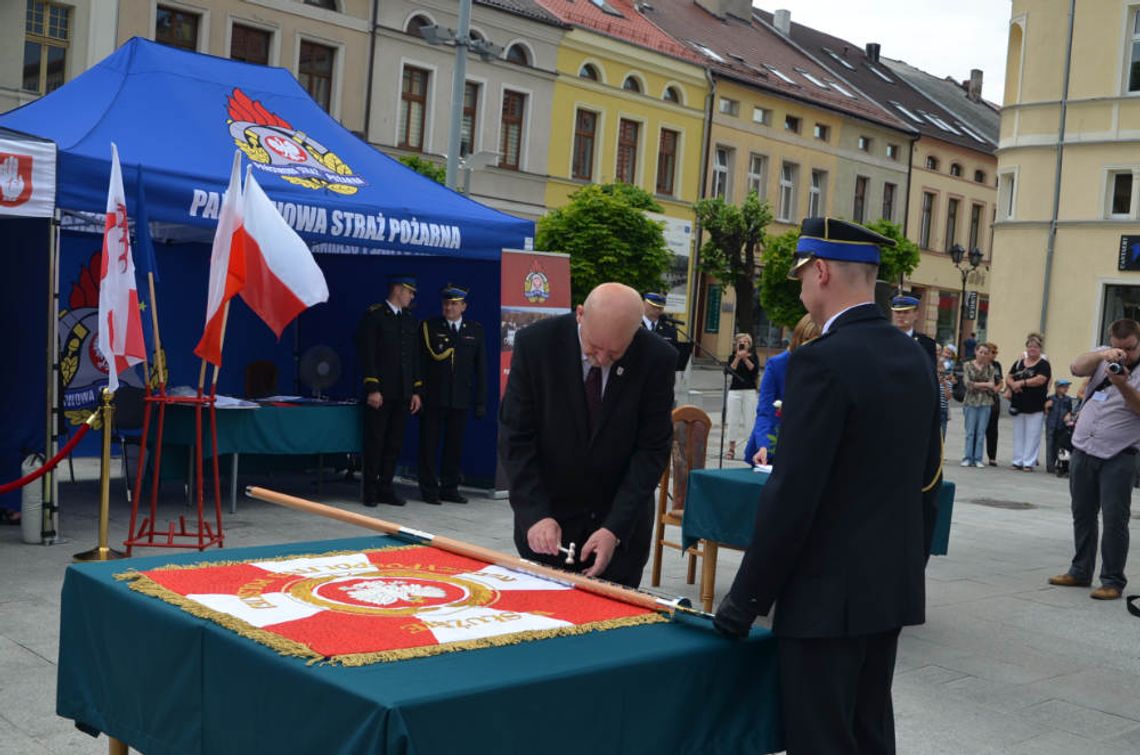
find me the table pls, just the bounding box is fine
[681,468,956,612]
[160,402,362,512]
[57,536,784,755]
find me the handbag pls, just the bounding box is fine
[952,379,966,403]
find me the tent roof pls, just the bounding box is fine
[0,38,532,260]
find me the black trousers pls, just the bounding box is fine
[513,509,653,588]
[362,398,408,502]
[986,399,1000,461]
[778,628,902,755]
[418,406,468,496]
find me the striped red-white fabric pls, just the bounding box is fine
[193,152,245,366]
[97,143,146,392]
[237,171,328,338]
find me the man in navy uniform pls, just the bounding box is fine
[418,284,487,504]
[356,275,422,507]
[641,291,678,348]
[891,292,938,368]
[714,218,943,754]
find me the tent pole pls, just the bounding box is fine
[42,210,61,544]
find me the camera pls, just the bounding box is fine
[1108,362,1125,375]
[1010,368,1033,381]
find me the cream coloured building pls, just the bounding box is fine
[993,0,1140,376]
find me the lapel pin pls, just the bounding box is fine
[617,366,624,377]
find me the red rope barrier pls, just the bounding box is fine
[0,423,93,496]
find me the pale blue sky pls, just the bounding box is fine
[760,1,1011,104]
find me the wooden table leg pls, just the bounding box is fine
[701,540,719,613]
[109,736,128,754]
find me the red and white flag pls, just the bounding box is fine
[97,143,146,392]
[238,170,328,338]
[193,152,245,366]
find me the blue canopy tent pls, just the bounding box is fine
[0,38,533,501]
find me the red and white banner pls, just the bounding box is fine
[194,152,245,366]
[97,143,146,392]
[0,134,55,218]
[124,545,660,665]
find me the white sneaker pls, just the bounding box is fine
[974,462,985,468]
[960,460,971,467]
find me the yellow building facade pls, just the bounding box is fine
[993,0,1140,377]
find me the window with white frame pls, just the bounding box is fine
[398,65,429,150]
[778,162,798,222]
[615,118,640,184]
[747,153,767,198]
[155,5,200,51]
[969,203,983,250]
[299,41,336,112]
[882,182,897,222]
[499,90,526,170]
[1108,170,1134,217]
[712,147,732,200]
[945,197,960,251]
[852,175,868,223]
[752,106,771,125]
[1127,9,1140,92]
[886,143,899,160]
[998,172,1016,220]
[808,169,827,216]
[813,123,830,141]
[920,191,935,248]
[858,136,872,152]
[718,97,739,116]
[23,0,70,94]
[784,114,801,134]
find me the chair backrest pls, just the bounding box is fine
[662,405,711,512]
[244,360,279,399]
[113,385,147,432]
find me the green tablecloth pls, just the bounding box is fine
[681,468,955,556]
[161,402,362,457]
[57,536,784,755]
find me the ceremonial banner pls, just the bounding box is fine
[0,133,55,217]
[120,544,662,665]
[499,249,571,397]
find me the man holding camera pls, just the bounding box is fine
[1048,318,1140,600]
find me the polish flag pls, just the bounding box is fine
[97,143,146,392]
[193,152,245,366]
[237,169,329,337]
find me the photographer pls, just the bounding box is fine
[1006,332,1051,471]
[725,333,759,460]
[1048,318,1140,601]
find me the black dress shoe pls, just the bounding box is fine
[378,491,406,507]
[362,499,379,508]
[440,491,468,504]
[421,492,441,505]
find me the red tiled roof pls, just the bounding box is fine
[642,0,912,132]
[534,0,703,63]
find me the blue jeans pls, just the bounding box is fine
[962,404,991,464]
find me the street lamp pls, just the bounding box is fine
[949,243,984,356]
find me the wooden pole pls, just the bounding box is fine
[146,272,166,389]
[245,486,702,617]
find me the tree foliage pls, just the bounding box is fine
[693,191,773,335]
[398,154,446,184]
[536,183,670,305]
[758,228,806,328]
[864,219,921,287]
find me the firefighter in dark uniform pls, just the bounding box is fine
[642,291,678,348]
[356,275,422,507]
[891,292,938,369]
[418,284,487,504]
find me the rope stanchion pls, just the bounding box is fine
[0,420,94,497]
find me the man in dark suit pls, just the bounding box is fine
[356,275,423,507]
[418,283,486,505]
[714,218,943,754]
[891,292,938,368]
[641,291,678,348]
[499,283,676,587]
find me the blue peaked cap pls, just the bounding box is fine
[441,283,469,301]
[789,217,896,279]
[891,294,921,311]
[643,292,667,307]
[388,274,417,292]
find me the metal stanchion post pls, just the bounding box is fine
[75,389,126,562]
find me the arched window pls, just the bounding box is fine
[304,0,337,9]
[469,28,485,43]
[974,169,986,183]
[505,43,530,66]
[622,76,641,93]
[925,155,939,171]
[949,162,963,177]
[579,63,599,80]
[406,14,432,37]
[663,85,681,103]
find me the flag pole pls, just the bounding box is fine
[146,273,166,389]
[246,486,708,619]
[74,389,125,561]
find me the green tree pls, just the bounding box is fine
[536,183,670,305]
[757,228,806,328]
[863,219,921,287]
[398,154,446,184]
[693,191,773,335]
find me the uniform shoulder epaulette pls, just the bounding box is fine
[367,302,384,313]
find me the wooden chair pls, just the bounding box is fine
[650,405,712,587]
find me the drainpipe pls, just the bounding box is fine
[1040,0,1076,334]
[362,0,380,141]
[901,135,917,290]
[689,68,716,339]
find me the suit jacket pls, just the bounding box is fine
[499,314,676,550]
[727,303,943,639]
[356,303,421,399]
[419,317,487,414]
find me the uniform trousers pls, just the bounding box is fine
[362,398,408,502]
[778,628,902,754]
[418,407,468,496]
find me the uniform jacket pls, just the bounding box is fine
[914,332,938,370]
[419,316,487,414]
[498,314,676,546]
[647,317,678,349]
[356,302,421,399]
[727,304,943,638]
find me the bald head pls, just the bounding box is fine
[576,283,644,367]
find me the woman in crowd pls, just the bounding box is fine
[961,343,997,467]
[1007,332,1052,471]
[745,314,821,465]
[986,341,1005,465]
[725,333,759,460]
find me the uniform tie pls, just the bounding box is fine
[452,322,459,334]
[585,366,602,432]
